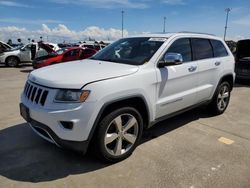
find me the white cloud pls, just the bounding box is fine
[50,0,148,9]
[233,15,250,26]
[227,35,245,42]
[162,0,186,5]
[0,24,128,43]
[0,1,33,8]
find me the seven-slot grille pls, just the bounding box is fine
[23,82,49,106]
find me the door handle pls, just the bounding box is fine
[188,66,197,72]
[215,61,221,66]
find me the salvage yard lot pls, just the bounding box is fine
[0,66,250,188]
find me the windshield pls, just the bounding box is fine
[56,48,69,55]
[91,37,165,65]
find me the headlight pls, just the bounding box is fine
[54,89,90,103]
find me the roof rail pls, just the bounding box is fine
[178,31,216,36]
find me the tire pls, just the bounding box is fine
[5,56,20,67]
[208,81,231,115]
[93,107,143,163]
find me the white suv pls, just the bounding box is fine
[20,33,235,162]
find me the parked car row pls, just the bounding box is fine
[0,41,105,68]
[0,42,59,67]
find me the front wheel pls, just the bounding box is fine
[93,107,143,163]
[208,82,231,115]
[5,56,20,67]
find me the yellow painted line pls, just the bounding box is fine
[218,137,234,145]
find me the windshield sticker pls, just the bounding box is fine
[148,38,167,42]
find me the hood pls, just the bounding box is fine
[38,42,56,54]
[0,41,12,52]
[2,49,20,55]
[29,59,139,89]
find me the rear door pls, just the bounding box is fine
[192,38,228,103]
[155,38,198,118]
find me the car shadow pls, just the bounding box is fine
[0,107,210,183]
[0,64,33,70]
[20,69,33,73]
[141,107,210,142]
[0,123,109,182]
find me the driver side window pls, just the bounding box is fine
[165,38,192,62]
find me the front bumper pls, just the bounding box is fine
[28,119,89,154]
[20,83,100,154]
[21,89,98,142]
[0,56,5,64]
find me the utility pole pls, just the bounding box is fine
[163,16,166,33]
[121,10,124,38]
[224,8,231,41]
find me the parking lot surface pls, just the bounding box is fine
[0,66,250,188]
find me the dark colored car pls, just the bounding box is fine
[33,46,97,69]
[235,39,250,80]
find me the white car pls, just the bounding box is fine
[20,33,235,162]
[0,42,59,67]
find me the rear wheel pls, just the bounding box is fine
[208,82,231,115]
[93,107,143,163]
[5,56,20,67]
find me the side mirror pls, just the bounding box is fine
[20,48,25,51]
[158,53,183,68]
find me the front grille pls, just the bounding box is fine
[24,82,49,106]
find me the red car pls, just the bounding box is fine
[33,45,97,69]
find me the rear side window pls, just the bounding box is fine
[64,49,78,58]
[192,38,213,60]
[166,38,192,62]
[211,40,228,57]
[84,49,95,55]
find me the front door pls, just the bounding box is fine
[20,44,32,62]
[155,38,198,118]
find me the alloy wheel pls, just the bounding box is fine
[104,113,139,157]
[217,85,230,111]
[7,57,18,67]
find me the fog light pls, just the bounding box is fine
[60,121,74,130]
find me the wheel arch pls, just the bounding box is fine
[87,95,151,143]
[218,74,234,91]
[5,55,20,63]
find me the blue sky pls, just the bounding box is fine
[0,0,250,42]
